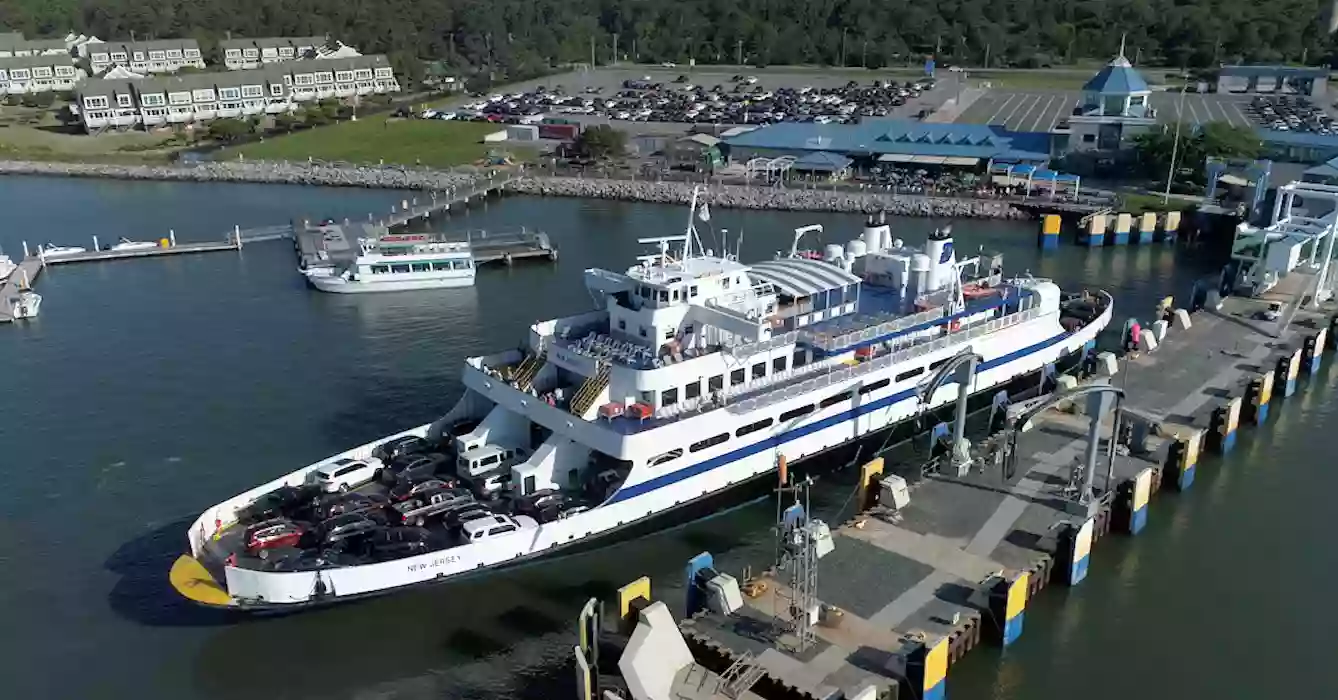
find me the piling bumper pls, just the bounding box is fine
[907,636,950,700]
[1245,371,1274,425]
[1277,349,1302,398]
[1039,214,1061,251]
[1208,397,1241,455]
[1057,518,1095,586]
[986,573,1030,646]
[1165,429,1203,491]
[1115,468,1155,535]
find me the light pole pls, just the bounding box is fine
[1163,81,1189,205]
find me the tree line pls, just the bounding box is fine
[2,0,1336,83]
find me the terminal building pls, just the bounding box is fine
[1056,51,1159,153]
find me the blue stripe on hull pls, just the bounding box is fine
[611,330,1073,503]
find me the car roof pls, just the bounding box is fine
[461,515,513,536]
[459,445,515,460]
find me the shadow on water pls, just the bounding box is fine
[104,516,237,628]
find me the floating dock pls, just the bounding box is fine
[571,267,1337,700]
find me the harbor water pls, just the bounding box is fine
[0,176,1331,698]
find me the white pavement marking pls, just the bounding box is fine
[1230,101,1253,128]
[1014,95,1043,132]
[1186,98,1204,126]
[1025,95,1056,132]
[1048,98,1076,130]
[986,94,1017,124]
[1000,94,1035,129]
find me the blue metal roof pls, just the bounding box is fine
[1220,65,1328,79]
[791,151,852,171]
[1082,56,1150,95]
[723,119,1051,162]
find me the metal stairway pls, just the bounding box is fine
[511,350,547,391]
[569,363,610,417]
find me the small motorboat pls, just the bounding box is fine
[111,237,159,251]
[0,254,16,282]
[8,290,40,319]
[39,244,87,258]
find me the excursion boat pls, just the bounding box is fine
[303,233,476,293]
[38,244,87,258]
[173,191,1113,611]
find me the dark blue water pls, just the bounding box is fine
[0,176,1244,699]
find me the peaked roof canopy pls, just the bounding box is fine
[1083,55,1150,95]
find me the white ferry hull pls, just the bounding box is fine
[307,273,475,293]
[180,299,1110,611]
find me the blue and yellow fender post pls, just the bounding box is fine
[986,572,1030,646]
[1112,212,1132,246]
[1165,428,1202,491]
[905,634,949,700]
[1039,214,1061,251]
[1303,328,1328,376]
[684,553,714,618]
[1244,369,1274,425]
[1114,467,1154,535]
[1162,211,1181,243]
[1208,396,1241,455]
[616,575,651,635]
[858,457,885,512]
[1276,348,1302,398]
[1056,517,1095,586]
[1085,213,1107,248]
[1137,212,1156,245]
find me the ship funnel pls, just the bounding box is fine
[925,226,958,292]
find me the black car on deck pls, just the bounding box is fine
[236,484,322,524]
[379,452,449,486]
[371,435,431,465]
[364,527,433,561]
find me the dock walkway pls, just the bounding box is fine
[669,272,1334,699]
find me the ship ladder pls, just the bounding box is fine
[513,350,547,391]
[570,363,611,417]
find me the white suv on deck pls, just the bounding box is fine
[460,514,537,543]
[310,457,384,493]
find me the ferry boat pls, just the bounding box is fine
[303,233,476,293]
[173,192,1113,611]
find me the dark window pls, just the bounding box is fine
[684,381,702,400]
[431,261,453,271]
[391,264,411,274]
[779,405,814,422]
[793,349,808,368]
[523,475,536,494]
[736,418,774,437]
[820,393,848,409]
[411,262,431,272]
[773,356,787,373]
[371,265,389,274]
[662,388,678,406]
[488,525,517,536]
[689,285,699,297]
[618,319,627,330]
[690,433,729,452]
[665,327,675,339]
[708,375,724,392]
[639,326,648,338]
[1082,133,1096,143]
[930,357,950,370]
[752,362,766,379]
[650,448,683,466]
[896,367,925,382]
[730,369,746,386]
[859,378,891,395]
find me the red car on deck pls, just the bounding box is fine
[244,520,305,557]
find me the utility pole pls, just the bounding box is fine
[862,40,868,68]
[613,35,619,65]
[590,35,596,69]
[736,39,743,66]
[1164,82,1189,205]
[984,43,991,69]
[935,34,942,56]
[840,29,848,67]
[632,38,638,62]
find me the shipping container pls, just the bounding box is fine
[505,124,539,142]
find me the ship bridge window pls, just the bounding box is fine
[859,378,891,395]
[895,366,925,382]
[650,448,683,466]
[736,417,773,437]
[690,433,729,452]
[730,369,745,386]
[779,404,814,422]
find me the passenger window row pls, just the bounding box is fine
[658,349,811,409]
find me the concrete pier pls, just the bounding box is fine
[613,268,1335,700]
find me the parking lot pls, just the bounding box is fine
[954,88,1258,132]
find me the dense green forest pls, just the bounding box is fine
[2,0,1335,81]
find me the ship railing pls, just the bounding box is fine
[801,305,947,353]
[654,355,849,421]
[729,306,1044,415]
[724,331,800,359]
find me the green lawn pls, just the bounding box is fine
[221,119,534,168]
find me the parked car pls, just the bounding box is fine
[444,503,494,530]
[310,457,384,493]
[236,484,322,523]
[365,527,433,560]
[393,487,476,527]
[311,492,390,521]
[317,513,383,547]
[372,435,431,464]
[514,490,585,523]
[389,477,456,503]
[243,519,306,558]
[380,453,448,485]
[466,471,513,499]
[460,514,537,543]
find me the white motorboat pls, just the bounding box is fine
[8,290,40,319]
[111,237,160,251]
[0,254,16,282]
[39,244,87,258]
[305,234,476,293]
[176,191,1114,611]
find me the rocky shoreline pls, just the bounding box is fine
[0,159,1029,219]
[506,176,1029,219]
